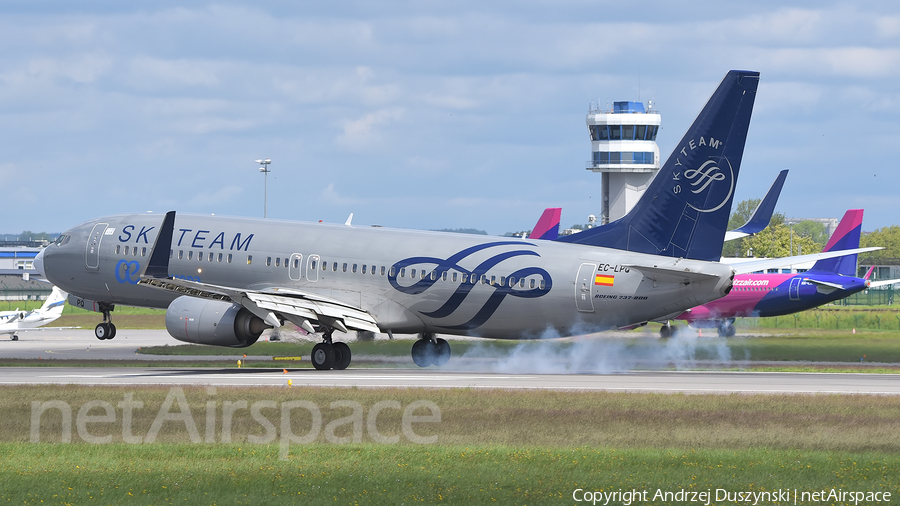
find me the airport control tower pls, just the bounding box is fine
[586,101,661,224]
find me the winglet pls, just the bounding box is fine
[527,208,561,240]
[557,70,760,261]
[143,211,176,279]
[863,266,875,280]
[809,209,863,276]
[727,169,788,239]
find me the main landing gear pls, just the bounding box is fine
[411,333,451,368]
[659,322,676,339]
[310,327,351,371]
[717,319,737,337]
[95,306,116,340]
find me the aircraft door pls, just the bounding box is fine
[307,255,320,282]
[85,223,108,271]
[289,253,303,281]
[575,263,596,312]
[789,277,801,301]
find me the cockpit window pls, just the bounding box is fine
[54,235,70,246]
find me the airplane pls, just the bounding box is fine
[526,208,561,240]
[0,286,68,340]
[671,209,900,337]
[36,70,761,370]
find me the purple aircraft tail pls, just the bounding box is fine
[809,209,863,276]
[527,208,561,240]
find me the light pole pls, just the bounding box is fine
[255,158,272,218]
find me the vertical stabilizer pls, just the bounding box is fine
[810,209,863,276]
[38,287,67,318]
[558,70,760,261]
[527,208,562,240]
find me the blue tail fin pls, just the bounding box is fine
[726,169,788,239]
[557,70,760,261]
[809,209,863,276]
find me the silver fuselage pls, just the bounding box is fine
[40,213,734,339]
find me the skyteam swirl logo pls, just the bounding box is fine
[684,157,734,213]
[115,260,142,284]
[389,241,552,330]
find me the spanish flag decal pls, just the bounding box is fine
[594,274,614,286]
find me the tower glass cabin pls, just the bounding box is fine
[586,101,661,224]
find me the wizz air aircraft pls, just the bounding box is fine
[0,286,68,340]
[673,209,900,337]
[35,70,761,370]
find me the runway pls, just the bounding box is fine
[2,329,898,394]
[2,367,899,394]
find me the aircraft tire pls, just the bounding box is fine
[108,323,117,339]
[433,338,451,367]
[11,335,18,341]
[659,324,674,339]
[311,343,335,370]
[333,342,352,370]
[95,323,110,340]
[411,339,434,367]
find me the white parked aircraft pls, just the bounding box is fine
[0,286,68,340]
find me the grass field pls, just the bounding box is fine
[4,386,899,504]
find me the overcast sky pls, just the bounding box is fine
[2,1,898,235]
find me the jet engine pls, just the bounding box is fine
[165,296,268,347]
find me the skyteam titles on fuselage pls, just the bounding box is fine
[118,225,253,251]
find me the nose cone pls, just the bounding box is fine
[33,248,45,277]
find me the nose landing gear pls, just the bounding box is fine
[94,306,116,340]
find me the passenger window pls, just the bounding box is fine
[461,273,467,283]
[381,266,386,276]
[540,280,545,290]
[247,255,253,265]
[275,258,280,267]
[341,263,347,272]
[217,253,223,262]
[188,251,194,260]
[208,253,213,262]
[520,279,525,288]
[266,257,272,267]
[442,272,447,281]
[452,272,457,282]
[499,276,505,286]
[371,265,376,275]
[491,275,496,286]
[133,246,138,256]
[481,275,488,285]
[115,245,121,254]
[411,269,416,278]
[362,265,367,274]
[530,279,535,288]
[295,259,301,269]
[389,267,395,277]
[227,254,232,263]
[352,264,358,273]
[332,262,337,272]
[421,271,427,280]
[400,268,406,278]
[141,247,147,256]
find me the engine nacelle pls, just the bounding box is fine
[165,296,268,347]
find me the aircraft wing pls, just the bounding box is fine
[139,277,380,335]
[138,210,379,335]
[728,247,883,274]
[723,170,788,242]
[869,278,900,288]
